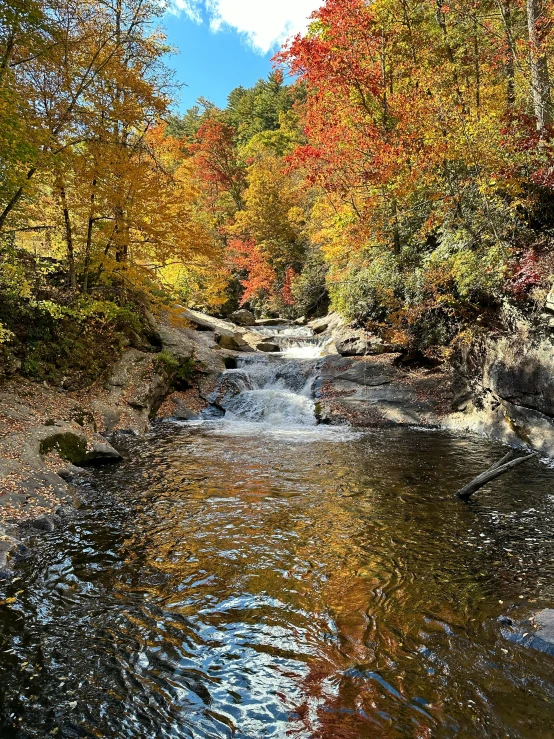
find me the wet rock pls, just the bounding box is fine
[210,371,254,409]
[171,401,198,421]
[0,541,15,568]
[502,609,554,657]
[87,441,122,464]
[527,610,554,656]
[56,505,76,519]
[58,465,91,482]
[35,427,122,466]
[229,309,256,326]
[13,543,32,561]
[31,515,56,533]
[257,342,281,353]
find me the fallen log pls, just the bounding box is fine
[456,451,537,500]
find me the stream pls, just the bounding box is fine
[2,327,554,738]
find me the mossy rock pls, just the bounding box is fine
[39,432,89,466]
[38,432,121,466]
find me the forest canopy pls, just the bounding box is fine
[1,0,554,381]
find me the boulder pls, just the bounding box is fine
[181,307,238,334]
[335,330,371,356]
[229,309,256,326]
[501,609,554,657]
[171,402,198,421]
[257,342,281,353]
[93,349,173,433]
[57,464,91,482]
[526,610,554,656]
[335,362,396,387]
[216,333,251,352]
[31,515,56,533]
[33,426,122,466]
[316,354,449,428]
[451,321,554,455]
[309,313,344,335]
[156,323,196,361]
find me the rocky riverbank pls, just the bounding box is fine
[314,309,554,458]
[3,303,554,577]
[0,307,266,576]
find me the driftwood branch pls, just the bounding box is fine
[456,451,537,499]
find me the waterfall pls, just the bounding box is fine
[216,357,318,427]
[252,324,333,359]
[200,324,331,430]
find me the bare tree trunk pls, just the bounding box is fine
[473,14,481,116]
[456,451,537,499]
[56,174,77,289]
[435,0,465,111]
[400,0,417,64]
[83,178,97,293]
[504,0,516,109]
[526,0,552,130]
[0,167,36,232]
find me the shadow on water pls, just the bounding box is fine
[2,356,554,737]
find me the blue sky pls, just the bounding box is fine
[162,0,321,113]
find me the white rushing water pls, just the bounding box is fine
[253,324,333,360]
[191,323,358,440]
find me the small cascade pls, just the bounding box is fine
[207,355,319,427]
[203,324,329,429]
[251,324,333,359]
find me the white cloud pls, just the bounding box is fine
[171,0,321,54]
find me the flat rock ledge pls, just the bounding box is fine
[316,354,454,429]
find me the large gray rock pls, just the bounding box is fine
[317,355,449,428]
[32,425,121,466]
[94,349,172,433]
[229,309,256,326]
[450,321,554,456]
[181,307,238,335]
[156,323,196,361]
[335,330,371,356]
[215,332,252,352]
[309,313,344,335]
[527,610,554,655]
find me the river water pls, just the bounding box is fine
[2,330,554,738]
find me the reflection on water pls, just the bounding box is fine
[1,425,554,738]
